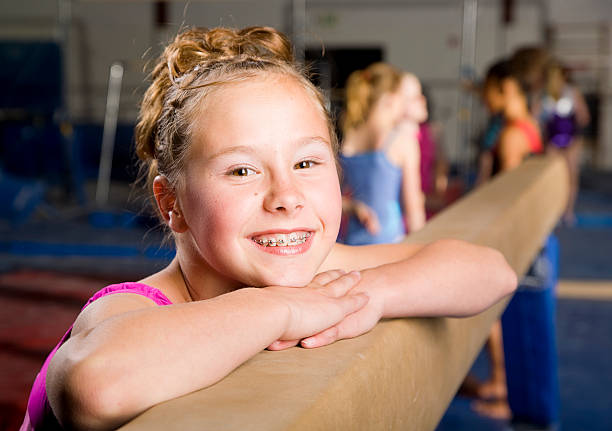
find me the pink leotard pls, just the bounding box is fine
[418,123,436,195]
[20,282,173,430]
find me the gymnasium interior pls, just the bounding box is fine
[1,1,611,430]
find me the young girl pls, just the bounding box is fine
[397,72,429,229]
[21,26,517,431]
[540,61,590,225]
[466,57,543,420]
[485,58,543,173]
[340,63,425,245]
[475,60,507,186]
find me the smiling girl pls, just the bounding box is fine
[21,26,517,431]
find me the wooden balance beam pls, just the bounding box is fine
[119,155,568,431]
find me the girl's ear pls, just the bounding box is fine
[379,92,396,109]
[501,77,519,97]
[372,93,401,124]
[153,175,188,233]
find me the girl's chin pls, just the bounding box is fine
[249,273,315,288]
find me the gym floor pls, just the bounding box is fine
[1,170,611,431]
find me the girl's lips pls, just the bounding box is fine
[250,230,314,256]
[252,231,311,247]
[250,228,312,237]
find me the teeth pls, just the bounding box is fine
[253,232,311,247]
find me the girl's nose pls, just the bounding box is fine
[263,175,305,216]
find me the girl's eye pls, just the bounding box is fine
[294,160,315,169]
[230,167,256,177]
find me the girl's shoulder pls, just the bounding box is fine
[499,123,529,146]
[25,282,172,430]
[386,124,420,167]
[498,120,541,159]
[86,282,173,307]
[70,282,173,339]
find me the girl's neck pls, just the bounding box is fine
[397,118,419,135]
[149,256,240,303]
[355,119,394,151]
[506,111,530,123]
[504,104,531,123]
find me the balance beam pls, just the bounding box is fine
[119,155,568,431]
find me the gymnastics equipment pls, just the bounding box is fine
[118,155,568,431]
[95,61,124,207]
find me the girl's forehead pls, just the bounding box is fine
[198,74,322,118]
[190,74,331,153]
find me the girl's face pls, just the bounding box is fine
[178,75,342,288]
[400,75,428,124]
[369,90,404,130]
[483,79,505,114]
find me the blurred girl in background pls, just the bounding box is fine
[340,63,425,245]
[540,60,590,225]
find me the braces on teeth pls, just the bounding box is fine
[254,232,311,247]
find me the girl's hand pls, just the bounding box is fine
[353,200,381,235]
[266,270,369,350]
[342,196,380,235]
[299,285,385,349]
[267,270,385,351]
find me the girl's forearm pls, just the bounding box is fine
[404,196,426,233]
[49,288,289,430]
[359,239,517,318]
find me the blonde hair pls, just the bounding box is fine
[135,26,337,218]
[545,60,566,101]
[342,62,401,133]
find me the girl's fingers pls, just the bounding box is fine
[301,308,373,349]
[311,269,347,286]
[365,212,381,235]
[301,326,339,349]
[267,339,300,351]
[324,271,362,297]
[337,292,369,317]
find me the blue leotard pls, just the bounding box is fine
[340,147,404,245]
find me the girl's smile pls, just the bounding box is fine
[251,229,313,255]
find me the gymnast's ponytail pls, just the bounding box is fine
[342,62,401,134]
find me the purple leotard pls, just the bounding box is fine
[541,86,578,149]
[20,282,173,430]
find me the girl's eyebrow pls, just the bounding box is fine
[299,136,331,147]
[206,145,257,161]
[208,137,331,161]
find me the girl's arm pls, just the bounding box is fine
[301,239,517,348]
[322,241,424,272]
[46,271,367,431]
[572,87,590,129]
[399,134,426,233]
[362,239,517,317]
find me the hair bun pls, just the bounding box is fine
[237,27,294,63]
[164,26,294,82]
